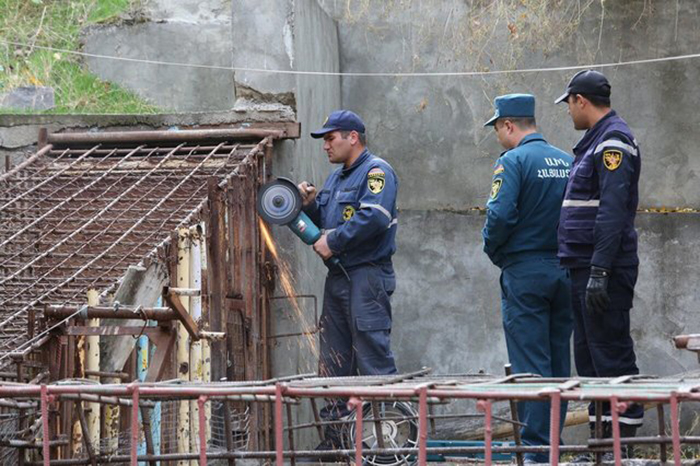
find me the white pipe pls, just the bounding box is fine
[200,223,212,441]
[176,228,191,465]
[189,226,203,456]
[86,289,100,451]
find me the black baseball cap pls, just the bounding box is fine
[310,110,366,138]
[555,70,611,104]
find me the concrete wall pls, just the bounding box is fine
[310,0,700,380]
[83,0,235,111]
[303,0,700,437]
[230,0,341,449]
[318,0,700,210]
[229,0,341,376]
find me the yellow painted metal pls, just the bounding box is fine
[71,304,86,456]
[176,228,192,465]
[200,223,212,441]
[103,374,120,453]
[86,289,101,451]
[189,226,203,454]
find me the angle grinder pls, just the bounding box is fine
[257,177,349,278]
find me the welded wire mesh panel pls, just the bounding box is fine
[158,399,250,454]
[0,411,23,464]
[74,429,134,458]
[0,135,264,371]
[209,400,251,452]
[68,398,250,461]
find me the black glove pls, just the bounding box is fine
[585,266,611,314]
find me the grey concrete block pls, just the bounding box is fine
[1,86,55,111]
[83,22,234,112]
[390,210,700,378]
[326,0,700,210]
[146,0,231,23]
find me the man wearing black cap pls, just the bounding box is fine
[483,94,573,464]
[297,110,399,451]
[556,70,643,457]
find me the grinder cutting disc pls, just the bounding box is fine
[257,177,303,225]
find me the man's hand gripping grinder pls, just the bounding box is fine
[257,177,349,279]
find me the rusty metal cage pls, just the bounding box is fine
[0,125,301,463]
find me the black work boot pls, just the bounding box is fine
[620,423,638,459]
[572,424,598,463]
[601,424,637,462]
[298,426,344,463]
[573,422,612,463]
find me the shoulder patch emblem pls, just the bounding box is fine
[367,168,386,194]
[342,205,355,221]
[494,164,505,175]
[603,150,623,171]
[490,178,503,200]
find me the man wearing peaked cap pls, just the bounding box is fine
[296,110,399,455]
[482,93,574,464]
[556,70,644,460]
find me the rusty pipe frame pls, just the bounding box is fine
[23,444,596,466]
[674,334,700,350]
[0,144,53,182]
[46,128,288,146]
[10,377,700,466]
[2,381,700,400]
[45,306,177,321]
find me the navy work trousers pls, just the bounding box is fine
[319,262,397,378]
[318,263,398,425]
[570,266,644,425]
[500,256,573,462]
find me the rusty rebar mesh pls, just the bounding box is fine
[0,410,27,464]
[70,400,250,459]
[0,139,262,369]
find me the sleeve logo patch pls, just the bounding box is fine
[490,178,503,199]
[342,205,355,221]
[367,168,386,194]
[603,150,623,171]
[494,164,505,175]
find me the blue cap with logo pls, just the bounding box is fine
[483,93,536,127]
[311,110,366,138]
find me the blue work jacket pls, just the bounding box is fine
[558,111,641,269]
[304,149,398,268]
[482,133,573,269]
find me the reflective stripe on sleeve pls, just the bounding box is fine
[359,202,393,221]
[562,199,600,207]
[595,139,638,156]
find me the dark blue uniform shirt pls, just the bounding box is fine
[482,133,573,268]
[305,149,398,268]
[558,111,641,269]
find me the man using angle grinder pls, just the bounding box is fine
[298,109,399,452]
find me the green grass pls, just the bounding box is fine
[0,0,160,114]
